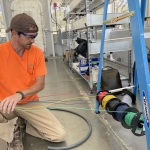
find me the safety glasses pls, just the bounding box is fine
[17,32,38,39]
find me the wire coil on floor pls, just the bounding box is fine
[47,108,92,150]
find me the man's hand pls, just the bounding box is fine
[0,93,22,114]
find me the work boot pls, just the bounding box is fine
[7,124,24,150]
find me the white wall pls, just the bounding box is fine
[0,0,55,57]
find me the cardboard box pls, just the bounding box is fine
[65,50,69,61]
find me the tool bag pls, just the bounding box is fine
[101,66,122,91]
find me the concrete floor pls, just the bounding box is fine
[0,58,147,150]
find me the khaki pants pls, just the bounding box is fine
[0,102,66,143]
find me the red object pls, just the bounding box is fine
[97,91,108,102]
[53,3,57,8]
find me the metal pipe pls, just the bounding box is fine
[140,0,146,26]
[95,0,109,114]
[109,86,135,93]
[54,7,58,32]
[97,0,109,92]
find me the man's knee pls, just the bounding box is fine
[51,129,66,142]
[54,129,66,142]
[44,127,66,142]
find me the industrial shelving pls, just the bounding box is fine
[62,0,131,91]
[64,0,115,19]
[70,13,129,31]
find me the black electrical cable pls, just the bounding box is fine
[47,108,92,150]
[106,98,121,115]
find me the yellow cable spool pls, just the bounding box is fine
[102,95,116,109]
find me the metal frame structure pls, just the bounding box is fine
[96,0,150,149]
[85,0,94,90]
[64,0,98,91]
[128,0,150,148]
[63,0,131,91]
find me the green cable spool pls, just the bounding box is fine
[125,112,136,126]
[125,112,144,130]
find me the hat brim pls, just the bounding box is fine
[6,27,11,33]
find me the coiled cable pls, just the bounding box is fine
[47,108,92,150]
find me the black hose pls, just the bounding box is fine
[47,108,92,150]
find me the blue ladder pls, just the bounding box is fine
[128,1,150,149]
[96,0,150,149]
